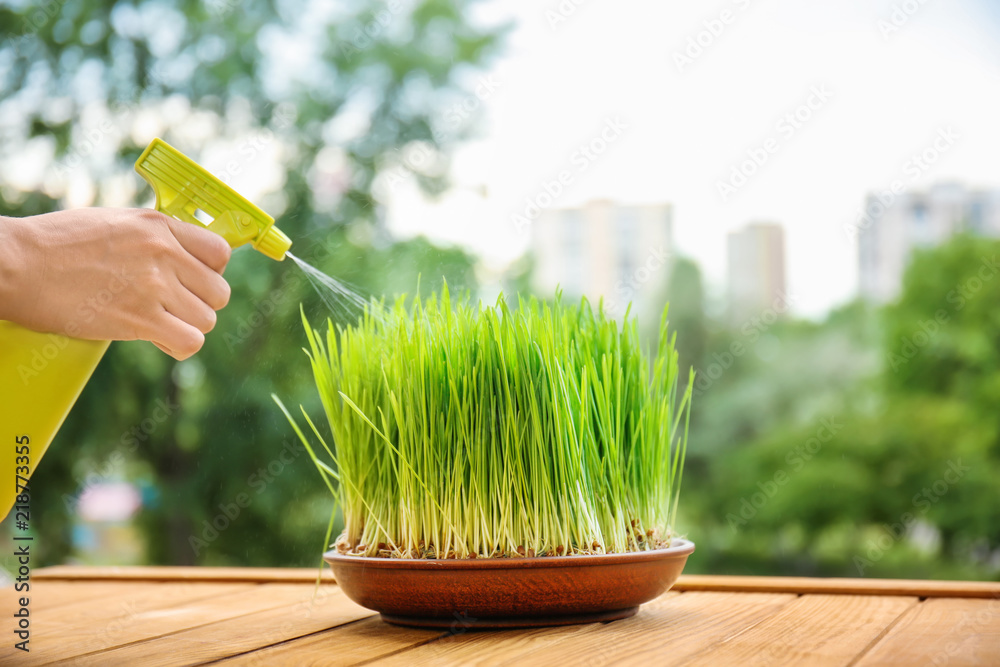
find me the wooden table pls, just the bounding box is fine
[3,566,998,665]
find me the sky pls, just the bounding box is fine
[384,0,1000,318]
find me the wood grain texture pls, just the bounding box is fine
[366,591,796,666]
[32,583,183,621]
[4,580,139,643]
[33,567,1000,599]
[33,565,335,584]
[30,583,250,638]
[6,584,317,666]
[2,581,142,612]
[65,584,375,667]
[1,582,251,666]
[677,594,918,666]
[211,616,446,666]
[11,568,1000,666]
[856,597,1000,666]
[674,575,1000,599]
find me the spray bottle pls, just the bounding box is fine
[1,138,292,520]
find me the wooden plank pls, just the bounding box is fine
[66,584,376,667]
[366,591,796,666]
[368,622,604,667]
[11,584,318,665]
[1,583,251,666]
[33,567,1000,599]
[29,583,247,637]
[14,566,1000,667]
[212,616,446,666]
[677,594,918,666]
[33,565,335,584]
[33,583,254,638]
[7,582,197,650]
[2,581,141,611]
[32,583,184,620]
[856,597,1000,666]
[674,575,1000,599]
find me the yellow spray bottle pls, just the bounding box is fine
[1,138,291,520]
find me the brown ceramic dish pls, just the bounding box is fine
[323,538,695,629]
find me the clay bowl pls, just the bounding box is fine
[324,539,694,629]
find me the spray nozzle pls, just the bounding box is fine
[135,138,292,261]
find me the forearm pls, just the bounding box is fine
[0,214,34,323]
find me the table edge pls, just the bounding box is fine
[26,567,1000,598]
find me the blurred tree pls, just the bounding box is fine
[883,234,1000,414]
[703,395,997,579]
[685,237,1000,580]
[689,300,880,459]
[660,257,706,382]
[0,0,505,567]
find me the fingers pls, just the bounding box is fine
[151,310,206,361]
[164,215,232,273]
[133,210,235,360]
[164,277,219,335]
[175,258,232,311]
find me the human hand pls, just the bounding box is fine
[0,207,231,360]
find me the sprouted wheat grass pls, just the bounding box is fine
[274,287,693,559]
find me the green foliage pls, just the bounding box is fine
[690,302,880,458]
[276,290,693,558]
[884,235,1000,410]
[659,257,707,386]
[704,396,996,576]
[681,236,1000,580]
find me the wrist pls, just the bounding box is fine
[0,215,35,322]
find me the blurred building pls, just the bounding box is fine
[858,183,1000,302]
[727,223,787,325]
[531,200,673,316]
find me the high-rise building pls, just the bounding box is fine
[858,184,1000,302]
[531,200,672,316]
[726,223,787,325]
